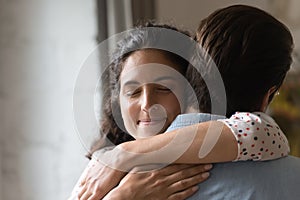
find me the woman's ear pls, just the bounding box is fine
[260,86,277,112]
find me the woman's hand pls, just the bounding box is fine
[103,164,213,200]
[76,158,126,200]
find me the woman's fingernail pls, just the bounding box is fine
[204,164,213,170]
[201,172,210,178]
[192,185,199,191]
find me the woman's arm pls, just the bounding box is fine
[72,158,212,200]
[75,121,232,200]
[118,112,289,168]
[103,164,212,200]
[77,112,290,200]
[75,121,230,200]
[118,121,237,168]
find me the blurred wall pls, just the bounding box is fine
[0,0,97,199]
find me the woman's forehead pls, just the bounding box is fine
[120,63,183,86]
[122,49,183,74]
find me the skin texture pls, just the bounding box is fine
[75,120,237,200]
[119,50,186,139]
[77,161,212,200]
[103,164,212,200]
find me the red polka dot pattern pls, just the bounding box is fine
[218,112,290,161]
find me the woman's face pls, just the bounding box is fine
[119,49,186,139]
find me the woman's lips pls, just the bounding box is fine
[137,119,166,126]
[136,118,168,137]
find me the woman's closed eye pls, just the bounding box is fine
[125,88,141,97]
[156,86,172,93]
[123,84,174,97]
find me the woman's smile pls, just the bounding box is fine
[137,118,167,126]
[119,49,186,139]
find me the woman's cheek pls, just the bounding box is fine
[120,97,138,138]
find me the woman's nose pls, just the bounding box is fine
[140,88,155,111]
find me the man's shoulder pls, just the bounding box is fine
[216,155,300,176]
[167,113,225,131]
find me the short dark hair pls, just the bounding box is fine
[188,5,294,117]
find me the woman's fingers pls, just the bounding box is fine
[166,166,212,200]
[77,184,88,199]
[166,164,212,184]
[158,164,212,175]
[169,171,210,193]
[105,164,212,200]
[78,184,92,200]
[74,158,127,200]
[168,185,199,200]
[155,164,198,175]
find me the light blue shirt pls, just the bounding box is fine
[168,113,300,200]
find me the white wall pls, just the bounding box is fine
[0,0,97,199]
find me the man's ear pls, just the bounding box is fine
[260,86,277,112]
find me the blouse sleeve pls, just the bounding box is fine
[218,112,290,161]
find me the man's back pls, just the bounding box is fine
[189,155,300,200]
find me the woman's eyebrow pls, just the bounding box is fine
[154,76,177,82]
[123,80,140,87]
[123,76,177,87]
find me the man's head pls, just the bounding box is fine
[188,5,294,116]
